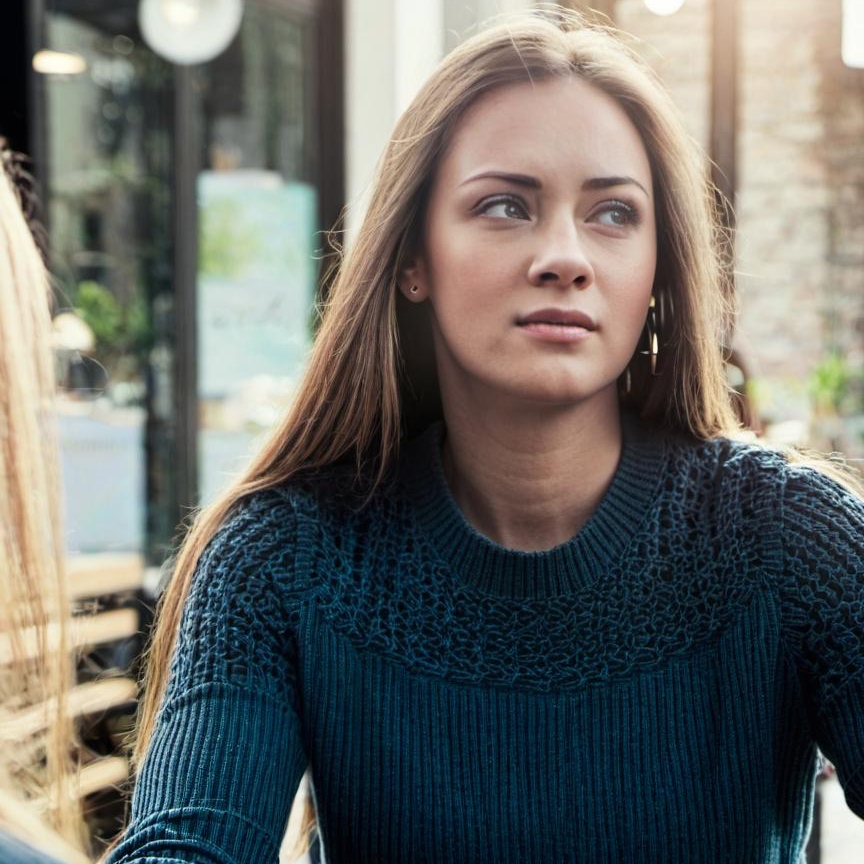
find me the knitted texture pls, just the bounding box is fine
[108,413,864,863]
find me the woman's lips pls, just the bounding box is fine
[515,308,597,343]
[517,321,594,342]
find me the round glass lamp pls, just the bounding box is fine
[644,0,686,16]
[138,0,244,65]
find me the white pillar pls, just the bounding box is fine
[344,0,445,239]
[395,0,445,114]
[344,0,534,239]
[444,0,535,52]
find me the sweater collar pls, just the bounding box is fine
[400,410,667,598]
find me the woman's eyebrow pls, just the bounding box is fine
[459,170,649,198]
[459,171,541,189]
[583,175,650,198]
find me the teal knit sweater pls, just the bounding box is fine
[109,413,864,863]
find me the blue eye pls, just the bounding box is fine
[476,195,530,220]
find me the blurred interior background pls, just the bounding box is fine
[0,0,862,860]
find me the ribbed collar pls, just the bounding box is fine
[399,411,668,599]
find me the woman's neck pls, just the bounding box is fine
[440,392,623,552]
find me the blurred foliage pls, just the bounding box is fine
[809,351,863,415]
[74,280,152,372]
[76,281,121,345]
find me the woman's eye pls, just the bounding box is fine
[476,196,529,220]
[593,200,640,229]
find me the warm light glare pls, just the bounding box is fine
[32,49,87,75]
[843,0,864,68]
[644,0,685,16]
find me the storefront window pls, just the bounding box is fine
[196,3,319,505]
[43,2,173,557]
[38,0,324,561]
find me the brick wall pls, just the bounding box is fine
[603,0,864,449]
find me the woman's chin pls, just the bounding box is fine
[488,377,620,409]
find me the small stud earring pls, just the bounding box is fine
[410,285,419,294]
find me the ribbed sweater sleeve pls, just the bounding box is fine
[779,464,864,817]
[107,490,310,864]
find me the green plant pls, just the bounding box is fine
[809,351,863,415]
[75,281,122,348]
[73,281,153,373]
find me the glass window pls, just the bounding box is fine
[38,0,324,560]
[43,2,173,558]
[195,2,320,505]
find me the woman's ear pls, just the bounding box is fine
[398,257,428,302]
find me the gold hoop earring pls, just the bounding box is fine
[639,293,661,376]
[622,365,632,395]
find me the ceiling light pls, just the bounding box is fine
[644,0,686,16]
[32,50,87,75]
[138,0,243,65]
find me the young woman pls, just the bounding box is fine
[108,11,864,864]
[0,145,90,862]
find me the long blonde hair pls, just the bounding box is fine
[0,146,89,860]
[131,6,862,854]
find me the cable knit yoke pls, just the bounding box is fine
[108,412,864,863]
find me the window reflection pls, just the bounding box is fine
[45,6,173,556]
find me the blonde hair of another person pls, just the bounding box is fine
[0,149,89,862]
[128,7,864,859]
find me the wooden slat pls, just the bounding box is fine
[74,607,139,649]
[77,756,129,798]
[66,553,144,600]
[0,678,137,741]
[0,608,140,665]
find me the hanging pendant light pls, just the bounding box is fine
[644,0,686,15]
[138,0,244,65]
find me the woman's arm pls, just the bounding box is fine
[780,464,864,818]
[107,490,310,863]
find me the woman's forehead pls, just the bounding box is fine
[438,77,653,194]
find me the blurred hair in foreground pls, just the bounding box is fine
[0,141,89,862]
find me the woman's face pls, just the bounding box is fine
[403,75,657,411]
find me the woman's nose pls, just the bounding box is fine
[527,220,594,289]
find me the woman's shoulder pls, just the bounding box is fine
[661,424,864,538]
[213,461,373,533]
[694,430,861,504]
[188,477,334,601]
[622,416,786,519]
[660,421,780,469]
[660,423,805,494]
[202,484,308,565]
[205,458,405,563]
